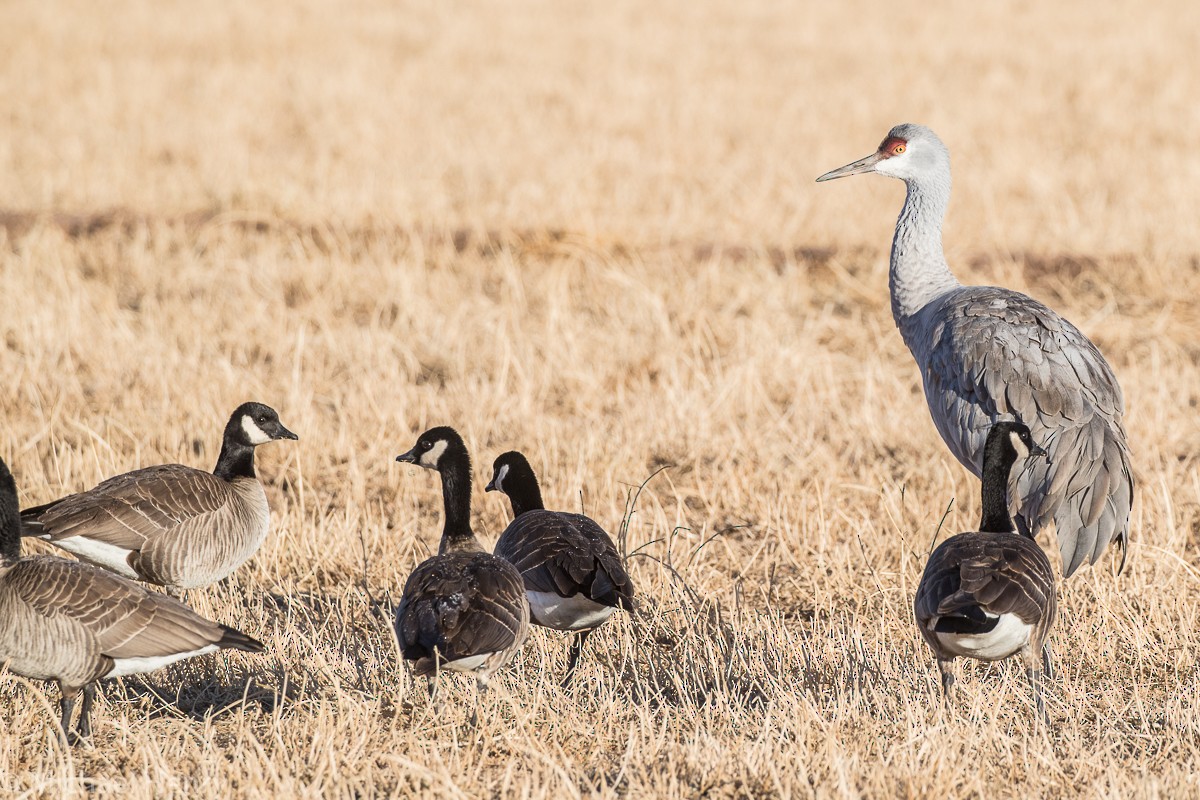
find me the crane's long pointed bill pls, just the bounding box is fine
[816,152,883,182]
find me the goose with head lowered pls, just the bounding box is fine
[393,427,530,702]
[914,420,1057,723]
[21,402,298,596]
[0,455,264,745]
[818,125,1132,578]
[486,451,634,687]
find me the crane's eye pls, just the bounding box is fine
[893,144,906,154]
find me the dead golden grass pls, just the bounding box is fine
[1,0,1199,797]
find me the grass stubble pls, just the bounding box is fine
[2,0,1200,797]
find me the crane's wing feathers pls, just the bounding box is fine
[921,287,1132,576]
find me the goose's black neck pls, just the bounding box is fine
[437,450,480,554]
[979,439,1016,534]
[214,440,257,481]
[0,460,22,563]
[506,471,545,518]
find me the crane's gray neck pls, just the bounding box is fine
[890,175,960,333]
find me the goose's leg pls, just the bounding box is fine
[426,675,442,714]
[470,675,490,728]
[562,629,594,689]
[1041,643,1055,680]
[937,658,957,707]
[57,683,78,746]
[1024,647,1050,726]
[76,683,96,742]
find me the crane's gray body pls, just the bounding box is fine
[824,123,1132,576]
[900,283,1131,576]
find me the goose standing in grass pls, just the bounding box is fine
[818,125,1132,577]
[0,455,264,745]
[21,402,298,596]
[914,421,1057,723]
[486,451,634,687]
[393,428,530,703]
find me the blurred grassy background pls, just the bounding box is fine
[1,1,1199,797]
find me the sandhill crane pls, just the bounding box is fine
[818,124,1132,577]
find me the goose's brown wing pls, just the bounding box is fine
[21,464,232,550]
[394,552,527,664]
[917,532,1055,627]
[7,556,261,658]
[494,510,634,609]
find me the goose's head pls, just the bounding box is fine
[985,420,1048,475]
[816,124,950,185]
[396,426,467,473]
[485,451,536,494]
[230,402,299,447]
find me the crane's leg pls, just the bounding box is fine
[937,658,957,708]
[562,629,594,689]
[76,683,96,742]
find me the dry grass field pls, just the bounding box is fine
[2,0,1200,797]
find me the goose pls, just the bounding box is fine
[818,125,1132,577]
[485,450,635,687]
[393,427,530,702]
[0,455,264,744]
[21,402,298,595]
[914,421,1057,722]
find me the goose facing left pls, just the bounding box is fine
[485,450,635,687]
[393,427,530,700]
[0,456,265,744]
[21,402,298,594]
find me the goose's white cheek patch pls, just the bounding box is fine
[493,464,510,492]
[242,415,273,445]
[1009,432,1030,460]
[420,440,449,469]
